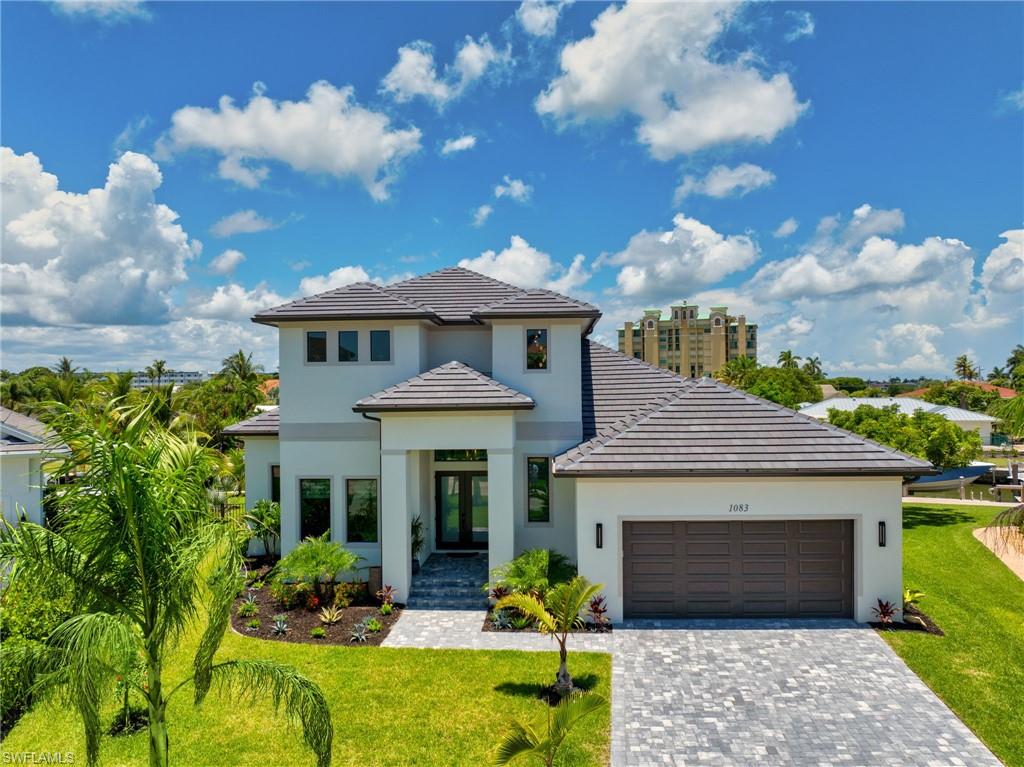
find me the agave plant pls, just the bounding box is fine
[492,691,607,767]
[350,623,368,643]
[319,605,344,625]
[271,615,290,635]
[496,576,603,695]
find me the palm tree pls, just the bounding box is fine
[492,691,607,767]
[102,371,137,401]
[953,354,979,381]
[1006,344,1024,372]
[777,350,801,369]
[221,349,263,382]
[53,356,78,378]
[0,404,332,767]
[496,576,603,695]
[715,356,758,389]
[987,366,1007,383]
[145,359,168,386]
[801,356,823,379]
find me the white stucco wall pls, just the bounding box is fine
[574,476,904,624]
[426,326,492,371]
[241,437,280,556]
[0,454,44,526]
[952,419,993,446]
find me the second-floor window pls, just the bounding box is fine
[526,328,548,370]
[339,330,358,362]
[306,331,327,363]
[370,330,391,362]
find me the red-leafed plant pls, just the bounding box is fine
[305,592,320,611]
[376,584,395,606]
[587,595,609,628]
[872,598,898,625]
[488,585,510,602]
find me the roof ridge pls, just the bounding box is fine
[389,266,529,296]
[588,340,689,383]
[474,286,599,314]
[710,380,933,468]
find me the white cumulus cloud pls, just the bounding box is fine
[459,235,590,293]
[784,10,815,42]
[536,1,806,159]
[209,249,246,275]
[516,0,570,37]
[494,175,533,202]
[674,163,775,202]
[188,282,288,321]
[298,266,371,295]
[599,212,759,300]
[472,204,494,228]
[52,0,149,23]
[210,209,276,238]
[441,135,477,155]
[160,81,421,201]
[382,35,510,109]
[773,217,799,238]
[1,147,199,326]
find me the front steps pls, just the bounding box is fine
[405,553,489,610]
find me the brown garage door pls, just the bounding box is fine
[623,520,854,619]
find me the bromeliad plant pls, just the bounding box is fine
[496,576,603,696]
[492,691,607,767]
[0,404,332,767]
[873,598,899,625]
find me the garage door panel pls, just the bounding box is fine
[623,519,853,619]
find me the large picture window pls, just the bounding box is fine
[526,328,548,370]
[370,330,391,362]
[270,464,281,503]
[338,330,358,362]
[306,331,327,363]
[526,457,551,524]
[346,478,378,543]
[299,478,331,540]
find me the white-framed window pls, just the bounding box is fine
[306,331,327,363]
[338,330,358,362]
[526,328,548,371]
[298,477,331,540]
[526,456,551,524]
[345,477,379,543]
[370,330,391,362]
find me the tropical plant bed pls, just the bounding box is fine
[482,610,612,634]
[231,584,402,646]
[870,605,944,636]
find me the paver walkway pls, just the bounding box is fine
[384,611,1001,766]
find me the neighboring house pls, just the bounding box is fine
[0,406,66,526]
[616,301,756,377]
[800,397,1000,446]
[819,384,849,401]
[904,380,1017,399]
[131,370,211,389]
[226,267,931,623]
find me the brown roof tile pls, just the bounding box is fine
[223,408,280,436]
[253,282,438,325]
[353,361,534,412]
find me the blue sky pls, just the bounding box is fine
[2,0,1021,377]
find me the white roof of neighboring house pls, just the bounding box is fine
[0,406,68,455]
[799,397,999,423]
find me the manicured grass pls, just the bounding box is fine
[2,627,611,766]
[885,504,1024,766]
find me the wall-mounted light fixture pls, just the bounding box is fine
[596,523,603,549]
[878,520,886,547]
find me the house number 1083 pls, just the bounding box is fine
[728,504,750,513]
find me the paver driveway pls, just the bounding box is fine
[613,619,1000,767]
[384,611,1000,766]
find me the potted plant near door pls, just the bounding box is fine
[411,514,425,575]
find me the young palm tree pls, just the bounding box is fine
[53,356,78,378]
[492,691,607,767]
[777,350,801,369]
[221,349,263,382]
[954,354,978,381]
[496,576,603,695]
[0,404,332,767]
[714,355,758,388]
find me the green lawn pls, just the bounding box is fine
[1,628,611,766]
[886,504,1024,766]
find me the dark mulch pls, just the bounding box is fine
[108,706,148,737]
[870,605,945,636]
[481,611,613,634]
[231,581,402,646]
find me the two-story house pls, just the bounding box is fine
[226,267,932,623]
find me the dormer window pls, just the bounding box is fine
[526,328,548,370]
[306,331,327,363]
[339,330,358,362]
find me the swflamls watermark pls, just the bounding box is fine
[1,753,75,765]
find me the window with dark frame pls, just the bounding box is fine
[370,330,391,362]
[270,464,281,503]
[346,478,378,543]
[306,331,327,362]
[299,478,331,540]
[338,330,358,362]
[526,328,548,370]
[526,456,551,523]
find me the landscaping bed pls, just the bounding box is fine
[482,608,612,634]
[232,576,402,646]
[870,605,944,636]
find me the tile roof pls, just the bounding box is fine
[251,267,601,326]
[799,397,998,423]
[904,381,1017,399]
[222,408,280,436]
[558,374,934,478]
[0,406,65,454]
[353,361,535,412]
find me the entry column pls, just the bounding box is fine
[487,448,515,577]
[380,449,412,603]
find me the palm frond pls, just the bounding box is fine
[198,659,333,767]
[491,719,544,766]
[192,548,246,704]
[550,692,607,749]
[495,593,556,633]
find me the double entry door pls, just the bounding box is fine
[435,471,488,550]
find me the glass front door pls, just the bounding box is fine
[435,471,488,550]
